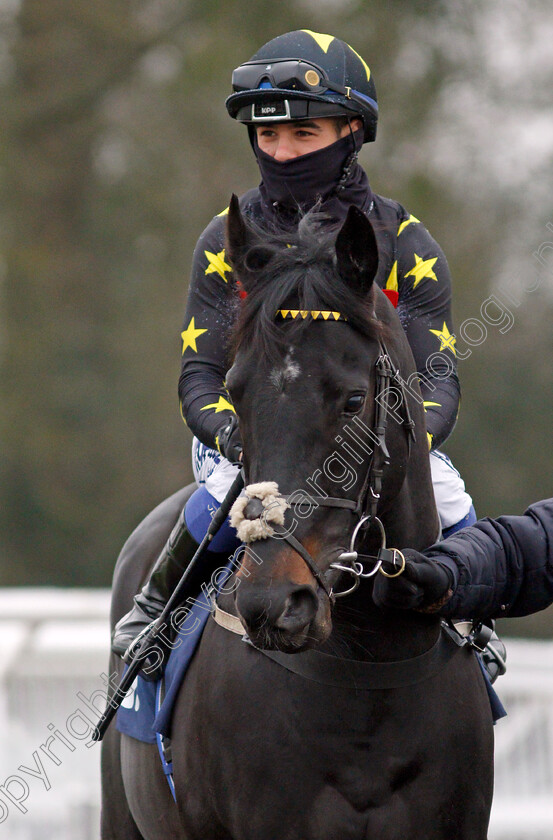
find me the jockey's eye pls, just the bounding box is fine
[343,393,366,415]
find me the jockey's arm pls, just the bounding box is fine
[395,219,460,450]
[178,214,237,454]
[373,499,553,620]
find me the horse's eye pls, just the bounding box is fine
[343,394,366,414]
[225,365,244,405]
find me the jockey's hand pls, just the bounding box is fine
[372,550,454,612]
[218,415,243,464]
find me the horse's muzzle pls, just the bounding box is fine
[235,581,329,652]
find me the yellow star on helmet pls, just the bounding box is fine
[204,249,231,282]
[405,254,438,289]
[429,323,457,355]
[181,317,208,354]
[201,396,236,414]
[302,30,335,53]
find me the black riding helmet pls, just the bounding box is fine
[226,30,378,143]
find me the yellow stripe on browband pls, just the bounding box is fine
[276,309,347,322]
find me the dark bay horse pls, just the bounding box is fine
[102,199,494,839]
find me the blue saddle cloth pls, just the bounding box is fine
[116,586,218,744]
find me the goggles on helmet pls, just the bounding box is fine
[232,58,334,95]
[231,57,378,118]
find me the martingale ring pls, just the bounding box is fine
[379,549,406,578]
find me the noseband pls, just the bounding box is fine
[232,333,416,601]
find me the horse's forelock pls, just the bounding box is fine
[230,213,383,361]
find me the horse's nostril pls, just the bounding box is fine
[236,583,320,641]
[274,586,318,633]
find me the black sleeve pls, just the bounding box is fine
[423,499,553,620]
[177,211,238,451]
[394,216,460,450]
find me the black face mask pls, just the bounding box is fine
[254,128,372,224]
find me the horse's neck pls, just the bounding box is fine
[380,470,441,550]
[377,399,441,551]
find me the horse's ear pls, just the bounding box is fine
[226,193,249,269]
[335,206,379,296]
[226,193,273,290]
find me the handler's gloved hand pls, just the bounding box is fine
[217,414,243,464]
[373,550,454,612]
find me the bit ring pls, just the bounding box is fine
[379,549,406,578]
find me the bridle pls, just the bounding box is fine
[240,329,417,601]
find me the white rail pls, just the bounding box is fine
[0,589,110,840]
[489,639,553,839]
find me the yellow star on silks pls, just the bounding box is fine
[405,254,438,289]
[429,323,457,355]
[204,249,231,282]
[397,214,420,236]
[386,260,398,292]
[201,396,236,414]
[181,317,208,354]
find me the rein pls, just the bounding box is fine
[231,325,417,601]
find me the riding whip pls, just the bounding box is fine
[92,468,245,742]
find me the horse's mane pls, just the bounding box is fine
[230,211,384,360]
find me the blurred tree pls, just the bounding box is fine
[0,0,182,584]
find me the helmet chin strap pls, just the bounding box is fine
[246,123,258,151]
[334,118,360,194]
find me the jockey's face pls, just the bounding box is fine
[255,117,362,162]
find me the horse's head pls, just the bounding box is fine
[225,196,438,652]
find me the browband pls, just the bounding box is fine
[276,309,347,322]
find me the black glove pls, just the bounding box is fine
[217,414,243,464]
[372,549,454,611]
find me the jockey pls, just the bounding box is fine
[112,30,476,665]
